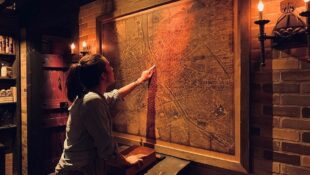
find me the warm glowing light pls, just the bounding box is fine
[70,43,75,54]
[305,0,310,3]
[82,41,87,50]
[70,43,75,50]
[258,1,264,12]
[102,44,106,51]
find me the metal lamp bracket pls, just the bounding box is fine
[255,0,310,66]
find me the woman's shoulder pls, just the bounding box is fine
[83,91,103,104]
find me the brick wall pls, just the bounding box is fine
[79,0,310,174]
[79,1,103,54]
[250,0,310,174]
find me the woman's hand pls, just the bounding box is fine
[117,65,156,99]
[125,154,146,167]
[136,65,156,85]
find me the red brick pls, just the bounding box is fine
[282,71,310,81]
[290,47,307,58]
[282,118,310,130]
[273,94,280,105]
[255,72,281,83]
[273,117,281,128]
[302,108,310,118]
[271,128,300,142]
[279,50,293,59]
[262,58,299,70]
[301,83,310,93]
[259,126,299,142]
[301,61,310,69]
[264,150,300,165]
[282,142,310,155]
[281,164,310,175]
[301,156,310,168]
[79,23,88,31]
[263,105,300,117]
[262,83,300,93]
[271,50,281,59]
[79,36,88,42]
[281,95,310,106]
[302,132,310,143]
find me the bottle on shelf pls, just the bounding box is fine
[2,36,6,54]
[5,37,9,54]
[9,37,14,54]
[1,63,7,77]
[0,87,14,103]
[0,35,14,54]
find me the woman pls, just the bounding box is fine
[55,54,155,175]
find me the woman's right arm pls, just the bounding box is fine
[117,65,155,99]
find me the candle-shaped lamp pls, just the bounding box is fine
[70,43,75,54]
[305,0,310,11]
[258,1,264,20]
[82,41,87,51]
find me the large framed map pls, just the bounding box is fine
[97,0,249,172]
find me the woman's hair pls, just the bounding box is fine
[66,54,108,102]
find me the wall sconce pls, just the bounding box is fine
[80,41,89,56]
[70,43,76,54]
[68,42,80,63]
[255,0,310,66]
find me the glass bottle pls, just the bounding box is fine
[1,63,7,77]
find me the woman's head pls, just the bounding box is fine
[66,54,115,102]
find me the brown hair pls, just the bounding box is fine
[66,54,108,102]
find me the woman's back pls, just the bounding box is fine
[57,91,114,173]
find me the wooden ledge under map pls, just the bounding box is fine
[107,146,156,175]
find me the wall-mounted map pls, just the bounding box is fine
[99,0,249,172]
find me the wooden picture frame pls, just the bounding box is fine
[97,0,250,173]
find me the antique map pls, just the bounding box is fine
[102,0,235,155]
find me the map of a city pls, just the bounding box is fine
[102,0,235,155]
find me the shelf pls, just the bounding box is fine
[0,124,16,131]
[0,101,16,105]
[0,53,15,62]
[0,53,15,56]
[0,77,15,81]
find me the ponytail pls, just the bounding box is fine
[66,54,108,102]
[66,63,85,102]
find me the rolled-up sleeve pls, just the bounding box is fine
[83,97,117,159]
[103,89,120,105]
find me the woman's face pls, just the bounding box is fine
[104,61,115,86]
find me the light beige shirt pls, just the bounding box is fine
[56,90,119,172]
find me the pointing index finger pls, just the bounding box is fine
[149,65,156,71]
